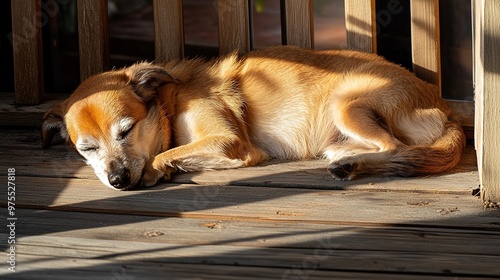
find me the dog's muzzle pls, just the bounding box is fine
[108,167,131,189]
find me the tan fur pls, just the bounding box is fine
[42,46,466,190]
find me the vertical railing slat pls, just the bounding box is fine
[410,0,441,88]
[217,0,251,55]
[77,0,109,81]
[473,0,500,204]
[153,0,184,62]
[10,0,44,105]
[344,0,376,53]
[281,0,314,48]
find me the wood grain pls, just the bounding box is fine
[0,128,496,278]
[474,0,500,204]
[10,0,44,105]
[153,0,184,62]
[19,208,500,255]
[344,0,376,52]
[410,0,441,87]
[217,0,251,54]
[6,254,475,280]
[77,0,109,81]
[6,176,491,227]
[12,234,500,276]
[0,129,478,194]
[281,0,314,48]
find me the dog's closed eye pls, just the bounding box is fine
[113,118,137,141]
[118,122,136,140]
[80,146,99,153]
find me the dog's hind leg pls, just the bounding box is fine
[325,101,404,180]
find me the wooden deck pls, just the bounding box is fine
[1,128,499,279]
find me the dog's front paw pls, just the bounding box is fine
[140,167,164,187]
[140,159,175,187]
[327,162,358,181]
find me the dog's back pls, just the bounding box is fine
[233,46,465,178]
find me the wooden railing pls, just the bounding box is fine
[8,0,471,126]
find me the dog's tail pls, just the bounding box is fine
[382,119,466,177]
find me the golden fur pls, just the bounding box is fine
[42,46,466,190]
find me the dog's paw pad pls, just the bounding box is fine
[327,163,358,180]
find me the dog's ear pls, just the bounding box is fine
[41,101,69,149]
[126,63,180,102]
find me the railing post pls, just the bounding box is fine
[473,0,500,205]
[344,0,376,53]
[10,0,44,105]
[153,0,184,62]
[410,0,441,88]
[281,0,314,48]
[77,0,109,81]
[217,0,252,55]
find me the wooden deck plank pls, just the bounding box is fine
[2,128,498,279]
[4,176,495,228]
[0,95,64,126]
[4,255,476,280]
[17,209,500,256]
[2,148,478,194]
[6,234,499,277]
[1,129,479,194]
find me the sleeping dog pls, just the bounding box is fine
[41,46,465,190]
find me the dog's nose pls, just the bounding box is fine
[108,168,131,189]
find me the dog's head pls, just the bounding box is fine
[42,63,179,190]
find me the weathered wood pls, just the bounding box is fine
[0,129,479,194]
[473,0,483,157]
[473,0,500,204]
[0,146,478,194]
[447,100,475,139]
[344,0,376,52]
[0,94,65,127]
[10,234,500,277]
[153,0,184,62]
[18,209,500,256]
[410,0,441,87]
[217,0,251,54]
[281,0,314,48]
[4,254,477,280]
[5,176,492,228]
[10,0,44,105]
[77,0,109,81]
[174,146,478,194]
